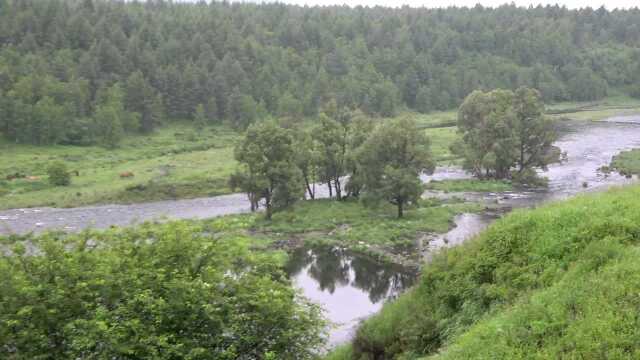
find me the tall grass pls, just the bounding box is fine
[339,185,640,359]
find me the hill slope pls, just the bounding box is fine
[334,185,640,359]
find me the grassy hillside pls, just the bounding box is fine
[330,185,640,359]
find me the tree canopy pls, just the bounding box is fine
[0,1,639,145]
[234,121,303,219]
[454,87,556,182]
[357,117,435,217]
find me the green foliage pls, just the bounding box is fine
[357,117,435,217]
[349,185,640,359]
[0,1,636,145]
[234,122,303,219]
[46,161,71,186]
[610,148,640,177]
[194,103,207,129]
[325,345,354,360]
[0,222,325,359]
[455,87,556,181]
[313,113,349,200]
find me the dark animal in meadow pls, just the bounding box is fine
[6,172,26,181]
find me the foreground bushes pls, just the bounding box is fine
[344,185,640,359]
[0,222,324,359]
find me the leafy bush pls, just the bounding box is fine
[0,222,325,358]
[46,161,71,186]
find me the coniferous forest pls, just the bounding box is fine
[1,0,640,146]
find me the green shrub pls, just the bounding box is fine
[46,161,71,186]
[0,222,325,358]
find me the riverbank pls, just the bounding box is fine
[333,184,640,360]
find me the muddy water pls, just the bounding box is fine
[285,247,417,348]
[422,118,640,258]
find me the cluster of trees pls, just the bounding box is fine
[1,1,640,145]
[231,112,434,218]
[0,223,325,358]
[453,87,557,184]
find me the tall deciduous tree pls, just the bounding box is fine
[234,122,303,219]
[357,117,435,218]
[313,113,348,200]
[513,87,557,174]
[292,128,320,200]
[454,87,557,183]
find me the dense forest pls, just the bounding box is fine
[1,0,640,145]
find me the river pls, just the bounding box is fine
[2,116,640,349]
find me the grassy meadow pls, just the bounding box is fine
[547,94,640,122]
[425,179,513,192]
[0,124,239,209]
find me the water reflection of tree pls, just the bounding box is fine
[350,256,416,303]
[286,246,416,301]
[307,248,350,293]
[284,247,314,277]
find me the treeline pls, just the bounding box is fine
[1,0,640,145]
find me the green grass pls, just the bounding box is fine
[411,110,457,129]
[334,184,640,359]
[547,94,640,122]
[251,198,482,264]
[0,124,239,209]
[425,179,513,192]
[610,149,640,176]
[424,126,460,164]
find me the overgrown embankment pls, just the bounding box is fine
[330,185,640,359]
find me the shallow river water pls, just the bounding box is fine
[2,116,640,348]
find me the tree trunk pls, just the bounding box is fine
[328,181,333,198]
[304,175,314,200]
[265,192,272,220]
[249,193,256,212]
[397,201,404,218]
[335,177,342,200]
